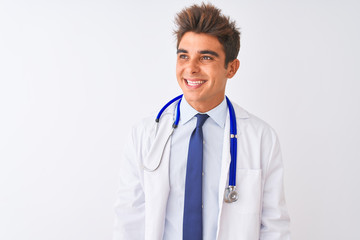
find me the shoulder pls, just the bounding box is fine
[130,101,176,139]
[232,101,279,142]
[231,101,282,170]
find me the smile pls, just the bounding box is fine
[185,79,206,87]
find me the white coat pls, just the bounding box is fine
[113,100,290,240]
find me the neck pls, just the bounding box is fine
[186,96,225,113]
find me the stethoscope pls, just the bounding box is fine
[154,94,239,203]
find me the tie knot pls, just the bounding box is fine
[195,113,209,128]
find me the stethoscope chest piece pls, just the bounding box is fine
[224,186,239,203]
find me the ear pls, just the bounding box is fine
[226,59,240,78]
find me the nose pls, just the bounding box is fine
[187,58,200,74]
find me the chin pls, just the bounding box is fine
[183,93,204,102]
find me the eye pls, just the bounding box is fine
[179,54,188,59]
[201,55,213,60]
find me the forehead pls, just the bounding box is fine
[178,32,225,55]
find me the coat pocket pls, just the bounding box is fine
[226,169,262,214]
[217,169,262,240]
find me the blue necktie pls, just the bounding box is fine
[183,113,209,240]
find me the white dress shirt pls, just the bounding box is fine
[163,97,227,240]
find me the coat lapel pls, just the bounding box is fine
[216,102,249,239]
[143,110,174,240]
[216,110,231,239]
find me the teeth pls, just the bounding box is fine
[186,80,204,86]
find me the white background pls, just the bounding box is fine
[1,0,359,239]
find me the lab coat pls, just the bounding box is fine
[113,100,290,240]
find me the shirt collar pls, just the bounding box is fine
[179,97,227,128]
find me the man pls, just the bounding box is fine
[113,3,290,240]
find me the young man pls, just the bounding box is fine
[114,3,290,240]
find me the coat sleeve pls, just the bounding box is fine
[260,128,291,240]
[113,126,145,240]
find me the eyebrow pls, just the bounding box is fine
[199,50,219,57]
[176,48,220,57]
[177,49,188,54]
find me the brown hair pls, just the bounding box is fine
[174,3,240,68]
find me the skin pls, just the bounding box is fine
[176,32,240,113]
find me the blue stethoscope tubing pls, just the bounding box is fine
[226,96,237,188]
[155,95,182,128]
[155,94,239,203]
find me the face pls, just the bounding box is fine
[176,32,239,112]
